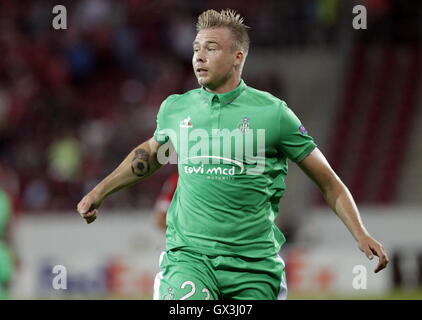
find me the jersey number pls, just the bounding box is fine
[179,281,210,300]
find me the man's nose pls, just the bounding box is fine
[195,50,206,62]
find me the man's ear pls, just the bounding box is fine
[234,50,244,69]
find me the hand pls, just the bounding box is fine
[357,235,389,273]
[77,192,103,224]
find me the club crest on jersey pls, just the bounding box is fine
[180,116,192,128]
[238,117,251,133]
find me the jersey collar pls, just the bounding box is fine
[200,79,246,107]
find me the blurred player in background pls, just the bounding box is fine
[77,9,389,300]
[0,188,14,300]
[153,172,178,232]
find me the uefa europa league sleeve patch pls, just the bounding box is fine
[299,124,308,135]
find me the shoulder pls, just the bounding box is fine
[244,86,286,109]
[244,86,301,123]
[163,88,201,108]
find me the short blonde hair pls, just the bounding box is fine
[196,9,250,55]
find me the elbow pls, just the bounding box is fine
[320,175,345,201]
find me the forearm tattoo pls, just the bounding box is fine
[131,148,149,177]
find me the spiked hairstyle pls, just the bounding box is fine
[196,9,250,56]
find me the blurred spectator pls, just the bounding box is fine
[47,134,83,182]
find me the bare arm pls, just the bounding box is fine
[297,148,389,273]
[77,137,163,224]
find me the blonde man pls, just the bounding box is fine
[78,9,388,300]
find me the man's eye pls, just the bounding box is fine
[208,47,216,51]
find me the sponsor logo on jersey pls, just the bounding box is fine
[157,127,266,175]
[183,156,244,179]
[180,116,192,128]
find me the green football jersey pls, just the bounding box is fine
[154,80,316,258]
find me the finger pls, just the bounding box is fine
[77,198,90,215]
[373,247,389,273]
[83,209,98,218]
[374,256,388,273]
[362,245,374,260]
[82,209,94,217]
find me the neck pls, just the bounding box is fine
[205,74,241,94]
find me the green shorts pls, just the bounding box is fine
[153,249,287,300]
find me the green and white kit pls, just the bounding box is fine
[153,80,316,299]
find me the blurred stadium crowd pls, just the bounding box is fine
[0,0,419,213]
[0,0,345,212]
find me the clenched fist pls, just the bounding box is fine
[77,192,103,224]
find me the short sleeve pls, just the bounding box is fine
[153,98,170,145]
[278,101,317,162]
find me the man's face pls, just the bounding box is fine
[192,28,241,91]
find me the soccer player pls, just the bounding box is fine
[0,188,14,300]
[77,9,389,300]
